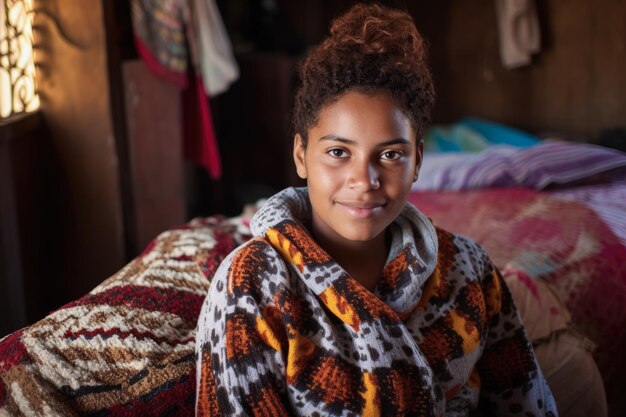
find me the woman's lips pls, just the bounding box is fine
[336,201,385,218]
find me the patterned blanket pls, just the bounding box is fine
[0,215,251,416]
[408,187,626,416]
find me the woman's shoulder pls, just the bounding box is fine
[432,225,494,279]
[433,225,488,256]
[209,236,293,301]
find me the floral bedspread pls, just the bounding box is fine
[408,186,626,415]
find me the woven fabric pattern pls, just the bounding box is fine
[0,215,251,416]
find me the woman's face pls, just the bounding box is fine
[293,90,422,248]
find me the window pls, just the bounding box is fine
[0,0,39,119]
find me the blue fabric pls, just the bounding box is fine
[424,118,540,153]
[459,117,540,148]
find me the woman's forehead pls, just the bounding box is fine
[310,91,416,144]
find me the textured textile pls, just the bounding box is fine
[533,332,608,417]
[504,270,608,417]
[195,187,557,416]
[414,140,626,191]
[551,180,626,242]
[0,215,252,416]
[131,0,191,87]
[191,0,239,96]
[425,118,540,153]
[131,0,239,96]
[130,0,236,179]
[495,0,541,68]
[408,187,626,416]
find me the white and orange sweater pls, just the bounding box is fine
[195,187,557,416]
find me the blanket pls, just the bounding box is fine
[0,215,251,416]
[408,187,626,415]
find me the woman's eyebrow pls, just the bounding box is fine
[319,134,354,144]
[378,138,411,146]
[319,135,410,146]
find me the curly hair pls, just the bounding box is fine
[293,3,435,146]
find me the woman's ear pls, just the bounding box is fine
[293,134,308,179]
[414,140,424,182]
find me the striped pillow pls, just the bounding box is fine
[414,140,626,191]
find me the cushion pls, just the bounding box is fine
[414,140,626,191]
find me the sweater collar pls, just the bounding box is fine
[250,187,438,323]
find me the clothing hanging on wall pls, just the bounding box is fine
[495,0,541,69]
[130,0,239,179]
[191,0,240,96]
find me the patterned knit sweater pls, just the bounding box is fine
[195,187,557,416]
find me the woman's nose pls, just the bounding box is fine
[348,161,380,190]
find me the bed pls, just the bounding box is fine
[0,124,624,416]
[408,129,626,416]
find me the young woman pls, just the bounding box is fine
[195,3,557,416]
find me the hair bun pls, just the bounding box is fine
[325,4,426,63]
[293,3,435,142]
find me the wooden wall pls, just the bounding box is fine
[227,0,626,140]
[122,60,185,250]
[0,1,188,335]
[34,0,126,302]
[409,0,626,139]
[0,113,58,334]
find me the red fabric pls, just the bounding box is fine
[133,36,188,89]
[133,37,222,179]
[0,330,26,372]
[0,214,252,415]
[182,78,222,179]
[408,187,626,413]
[63,285,205,323]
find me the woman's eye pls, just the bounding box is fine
[328,148,348,158]
[381,150,402,160]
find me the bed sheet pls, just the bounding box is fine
[408,184,626,415]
